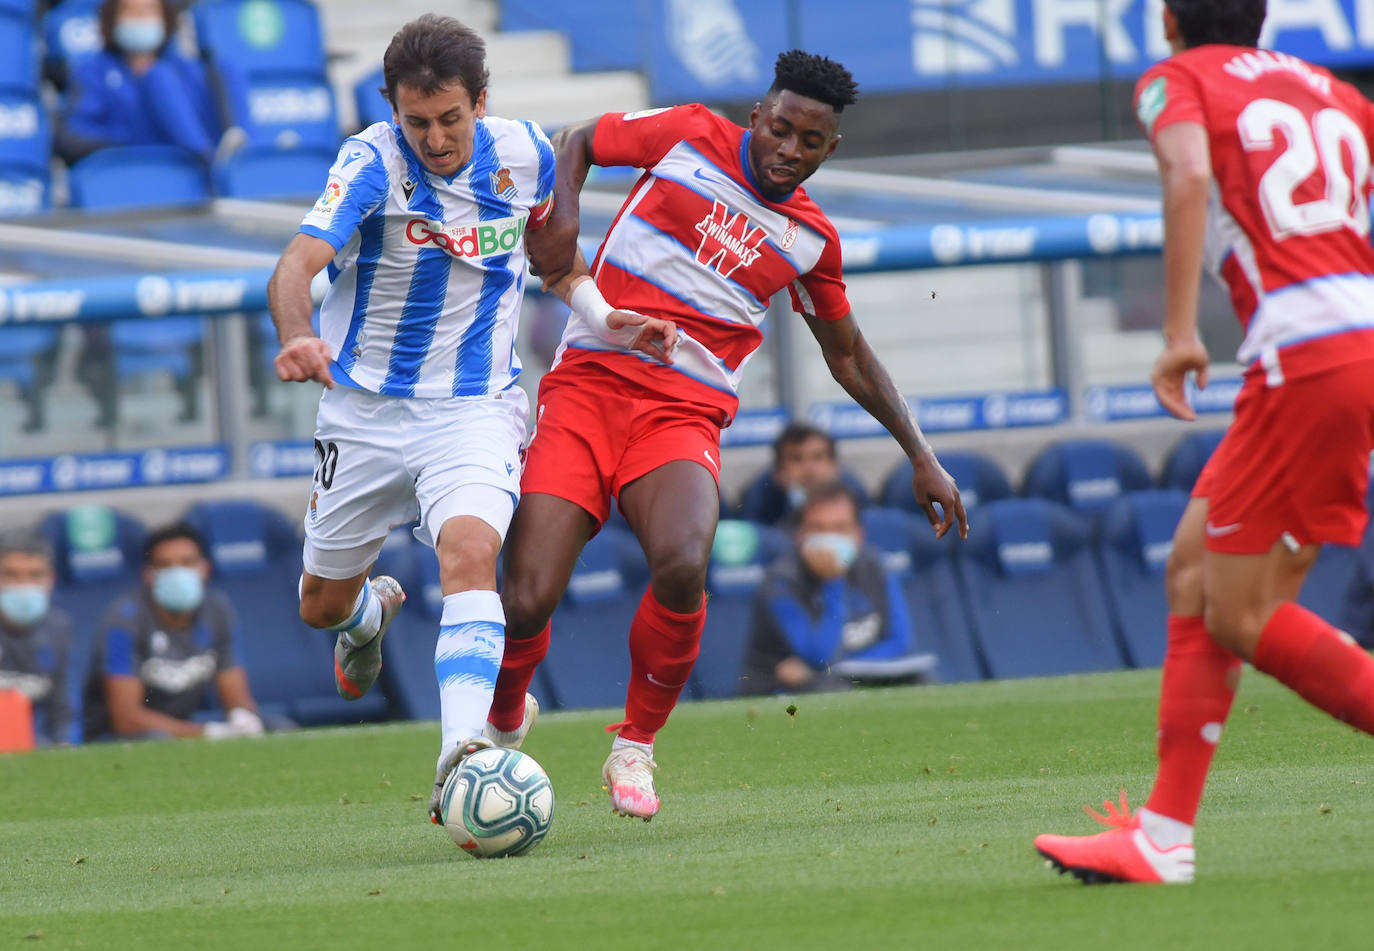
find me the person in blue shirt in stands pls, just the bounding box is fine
[54,0,223,165]
[742,481,933,695]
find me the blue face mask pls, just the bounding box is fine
[114,18,166,55]
[0,585,50,627]
[152,566,204,613]
[802,532,859,571]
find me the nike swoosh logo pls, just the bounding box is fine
[646,673,684,688]
[692,167,734,189]
[702,450,719,473]
[1205,521,1243,537]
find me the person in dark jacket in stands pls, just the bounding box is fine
[742,481,933,695]
[55,0,223,165]
[0,530,76,746]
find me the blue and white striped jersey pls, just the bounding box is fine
[299,118,554,399]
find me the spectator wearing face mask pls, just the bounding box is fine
[0,530,75,747]
[54,0,224,165]
[742,481,934,695]
[82,522,269,741]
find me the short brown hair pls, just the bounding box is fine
[382,14,488,108]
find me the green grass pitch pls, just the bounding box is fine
[4,670,1373,950]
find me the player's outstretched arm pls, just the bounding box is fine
[267,233,337,389]
[526,117,601,284]
[1150,121,1212,421]
[804,311,968,539]
[542,249,679,364]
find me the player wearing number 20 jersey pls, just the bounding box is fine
[1035,0,1374,887]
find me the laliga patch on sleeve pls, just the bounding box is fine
[312,177,346,216]
[1136,77,1168,134]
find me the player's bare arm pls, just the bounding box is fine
[803,310,968,539]
[1151,120,1212,421]
[267,233,337,389]
[105,674,203,738]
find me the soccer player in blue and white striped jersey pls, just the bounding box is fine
[266,15,673,829]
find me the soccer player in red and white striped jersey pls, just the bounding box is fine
[487,51,967,819]
[1035,0,1374,883]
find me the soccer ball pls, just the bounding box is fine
[439,747,555,858]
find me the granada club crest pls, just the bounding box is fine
[694,200,766,279]
[490,167,518,199]
[781,218,799,251]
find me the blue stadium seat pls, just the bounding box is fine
[353,67,391,130]
[735,467,871,525]
[213,144,336,199]
[880,451,1013,514]
[697,519,790,698]
[0,167,46,215]
[181,499,388,726]
[501,0,642,72]
[375,532,556,722]
[1022,439,1153,524]
[218,68,340,149]
[0,12,38,95]
[0,0,36,17]
[0,324,58,391]
[860,507,985,682]
[68,146,210,210]
[955,498,1126,678]
[42,0,101,85]
[1097,490,1189,668]
[111,317,204,385]
[37,506,148,695]
[0,91,48,216]
[1160,429,1227,492]
[540,526,645,711]
[1299,544,1361,626]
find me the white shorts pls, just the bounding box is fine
[301,384,529,580]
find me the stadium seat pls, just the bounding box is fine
[860,507,986,682]
[540,526,646,711]
[0,11,38,95]
[353,67,391,130]
[0,90,48,217]
[879,451,1013,514]
[736,467,871,525]
[1097,490,1189,668]
[37,505,148,697]
[696,519,790,698]
[0,324,58,428]
[68,146,210,211]
[1298,544,1362,626]
[41,0,101,87]
[955,498,1126,679]
[111,316,205,384]
[213,145,336,200]
[1021,439,1153,525]
[376,532,557,722]
[181,499,389,726]
[1160,428,1227,491]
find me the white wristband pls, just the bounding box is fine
[569,278,615,336]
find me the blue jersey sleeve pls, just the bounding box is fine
[299,138,389,251]
[103,627,137,677]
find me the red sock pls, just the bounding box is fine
[487,623,550,732]
[1253,601,1374,735]
[616,589,705,745]
[1144,615,1242,825]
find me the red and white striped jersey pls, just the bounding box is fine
[1136,45,1374,384]
[552,104,851,421]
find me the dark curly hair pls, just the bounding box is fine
[1165,0,1265,48]
[769,50,858,113]
[383,14,488,107]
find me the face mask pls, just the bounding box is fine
[802,532,859,571]
[0,585,49,627]
[114,18,166,55]
[152,566,204,613]
[785,484,808,509]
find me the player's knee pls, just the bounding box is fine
[1202,599,1263,659]
[1164,547,1204,613]
[647,550,707,611]
[299,592,345,630]
[436,528,501,590]
[502,584,555,639]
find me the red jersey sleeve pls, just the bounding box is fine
[788,232,850,322]
[1134,59,1206,141]
[592,104,715,169]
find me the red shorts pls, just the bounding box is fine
[521,360,725,526]
[1194,359,1374,554]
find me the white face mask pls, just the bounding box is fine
[0,584,49,627]
[802,532,859,571]
[114,17,166,55]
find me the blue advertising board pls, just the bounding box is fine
[0,446,229,496]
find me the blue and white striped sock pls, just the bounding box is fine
[327,580,381,647]
[435,589,505,767]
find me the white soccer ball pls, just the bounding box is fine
[439,747,555,858]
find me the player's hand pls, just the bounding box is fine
[525,216,579,279]
[608,310,679,364]
[1151,335,1209,421]
[275,335,335,389]
[911,452,968,540]
[800,537,847,580]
